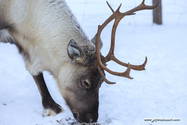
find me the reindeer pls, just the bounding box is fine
[0,0,158,123]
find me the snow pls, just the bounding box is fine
[0,0,187,125]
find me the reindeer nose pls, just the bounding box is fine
[86,113,94,123]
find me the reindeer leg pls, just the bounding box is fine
[32,73,64,116]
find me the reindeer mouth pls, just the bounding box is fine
[73,113,83,123]
[73,112,97,123]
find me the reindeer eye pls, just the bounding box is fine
[83,80,91,89]
[84,81,89,86]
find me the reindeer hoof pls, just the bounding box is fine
[42,105,64,116]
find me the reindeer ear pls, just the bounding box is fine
[67,39,85,62]
[91,34,103,50]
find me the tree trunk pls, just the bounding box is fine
[153,0,162,25]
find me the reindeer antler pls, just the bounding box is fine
[96,0,159,84]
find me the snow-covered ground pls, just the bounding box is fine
[0,0,187,125]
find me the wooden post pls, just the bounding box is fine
[153,0,162,25]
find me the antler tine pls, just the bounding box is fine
[106,1,114,13]
[97,63,133,84]
[111,56,148,71]
[123,0,159,15]
[96,0,159,84]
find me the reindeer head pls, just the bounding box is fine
[62,0,158,123]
